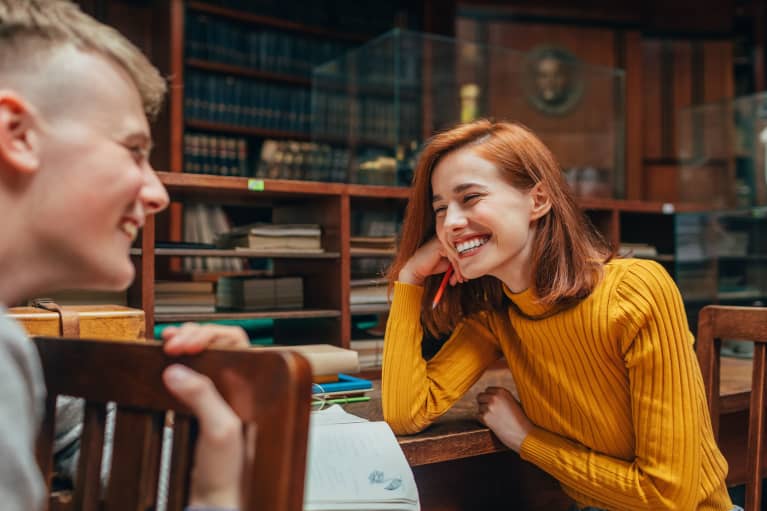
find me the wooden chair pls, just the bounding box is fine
[34,336,312,511]
[697,305,767,511]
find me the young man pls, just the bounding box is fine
[0,1,247,509]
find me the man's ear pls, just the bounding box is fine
[0,91,40,174]
[529,182,552,221]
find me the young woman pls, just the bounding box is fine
[382,120,734,510]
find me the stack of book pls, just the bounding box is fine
[350,339,385,370]
[216,276,303,310]
[218,223,323,253]
[350,235,396,256]
[350,278,388,306]
[312,374,373,406]
[259,343,360,379]
[155,281,216,314]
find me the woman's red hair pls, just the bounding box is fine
[388,120,612,337]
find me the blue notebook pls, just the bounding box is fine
[313,374,373,394]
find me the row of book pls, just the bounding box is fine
[255,140,350,182]
[217,223,323,252]
[186,13,351,77]
[196,0,400,37]
[182,203,246,273]
[184,134,248,177]
[185,70,311,133]
[155,277,304,313]
[217,276,303,310]
[311,91,420,145]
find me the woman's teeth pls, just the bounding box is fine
[120,221,138,241]
[456,237,488,254]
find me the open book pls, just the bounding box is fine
[305,405,420,511]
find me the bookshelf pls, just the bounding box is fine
[135,168,722,351]
[130,5,741,372]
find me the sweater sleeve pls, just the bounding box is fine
[519,261,705,510]
[382,282,503,435]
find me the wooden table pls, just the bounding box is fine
[343,357,752,511]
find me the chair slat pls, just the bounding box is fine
[746,344,767,511]
[697,305,767,511]
[103,408,159,511]
[36,396,57,500]
[73,402,107,511]
[165,415,195,511]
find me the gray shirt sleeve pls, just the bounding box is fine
[0,308,47,511]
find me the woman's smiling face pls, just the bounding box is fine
[431,147,540,290]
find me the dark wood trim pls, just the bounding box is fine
[158,171,346,197]
[155,309,342,322]
[186,59,311,87]
[185,119,311,141]
[186,1,370,42]
[132,248,340,259]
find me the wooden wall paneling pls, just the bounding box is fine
[672,41,694,160]
[484,22,621,181]
[642,39,664,161]
[623,30,644,200]
[644,164,679,203]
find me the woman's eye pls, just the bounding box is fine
[434,206,446,217]
[463,194,481,203]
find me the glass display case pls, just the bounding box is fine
[675,206,767,335]
[678,92,767,208]
[310,28,627,198]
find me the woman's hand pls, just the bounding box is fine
[163,364,243,510]
[398,237,467,287]
[162,323,250,356]
[476,386,534,452]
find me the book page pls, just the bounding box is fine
[305,421,419,510]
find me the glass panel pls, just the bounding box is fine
[312,28,626,196]
[675,207,767,333]
[678,92,767,208]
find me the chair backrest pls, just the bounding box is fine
[697,305,767,511]
[34,336,312,511]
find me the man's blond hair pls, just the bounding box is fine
[0,0,166,119]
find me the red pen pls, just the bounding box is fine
[431,266,454,310]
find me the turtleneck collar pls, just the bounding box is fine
[502,284,555,318]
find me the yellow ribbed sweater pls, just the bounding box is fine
[382,258,731,510]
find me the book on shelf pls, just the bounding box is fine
[258,344,359,377]
[306,406,419,511]
[350,338,385,370]
[313,374,372,395]
[350,278,389,305]
[183,204,245,273]
[217,223,323,252]
[217,276,303,311]
[155,280,217,314]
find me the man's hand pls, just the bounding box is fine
[476,386,534,452]
[163,364,243,510]
[162,323,249,356]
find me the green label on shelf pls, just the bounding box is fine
[247,179,265,191]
